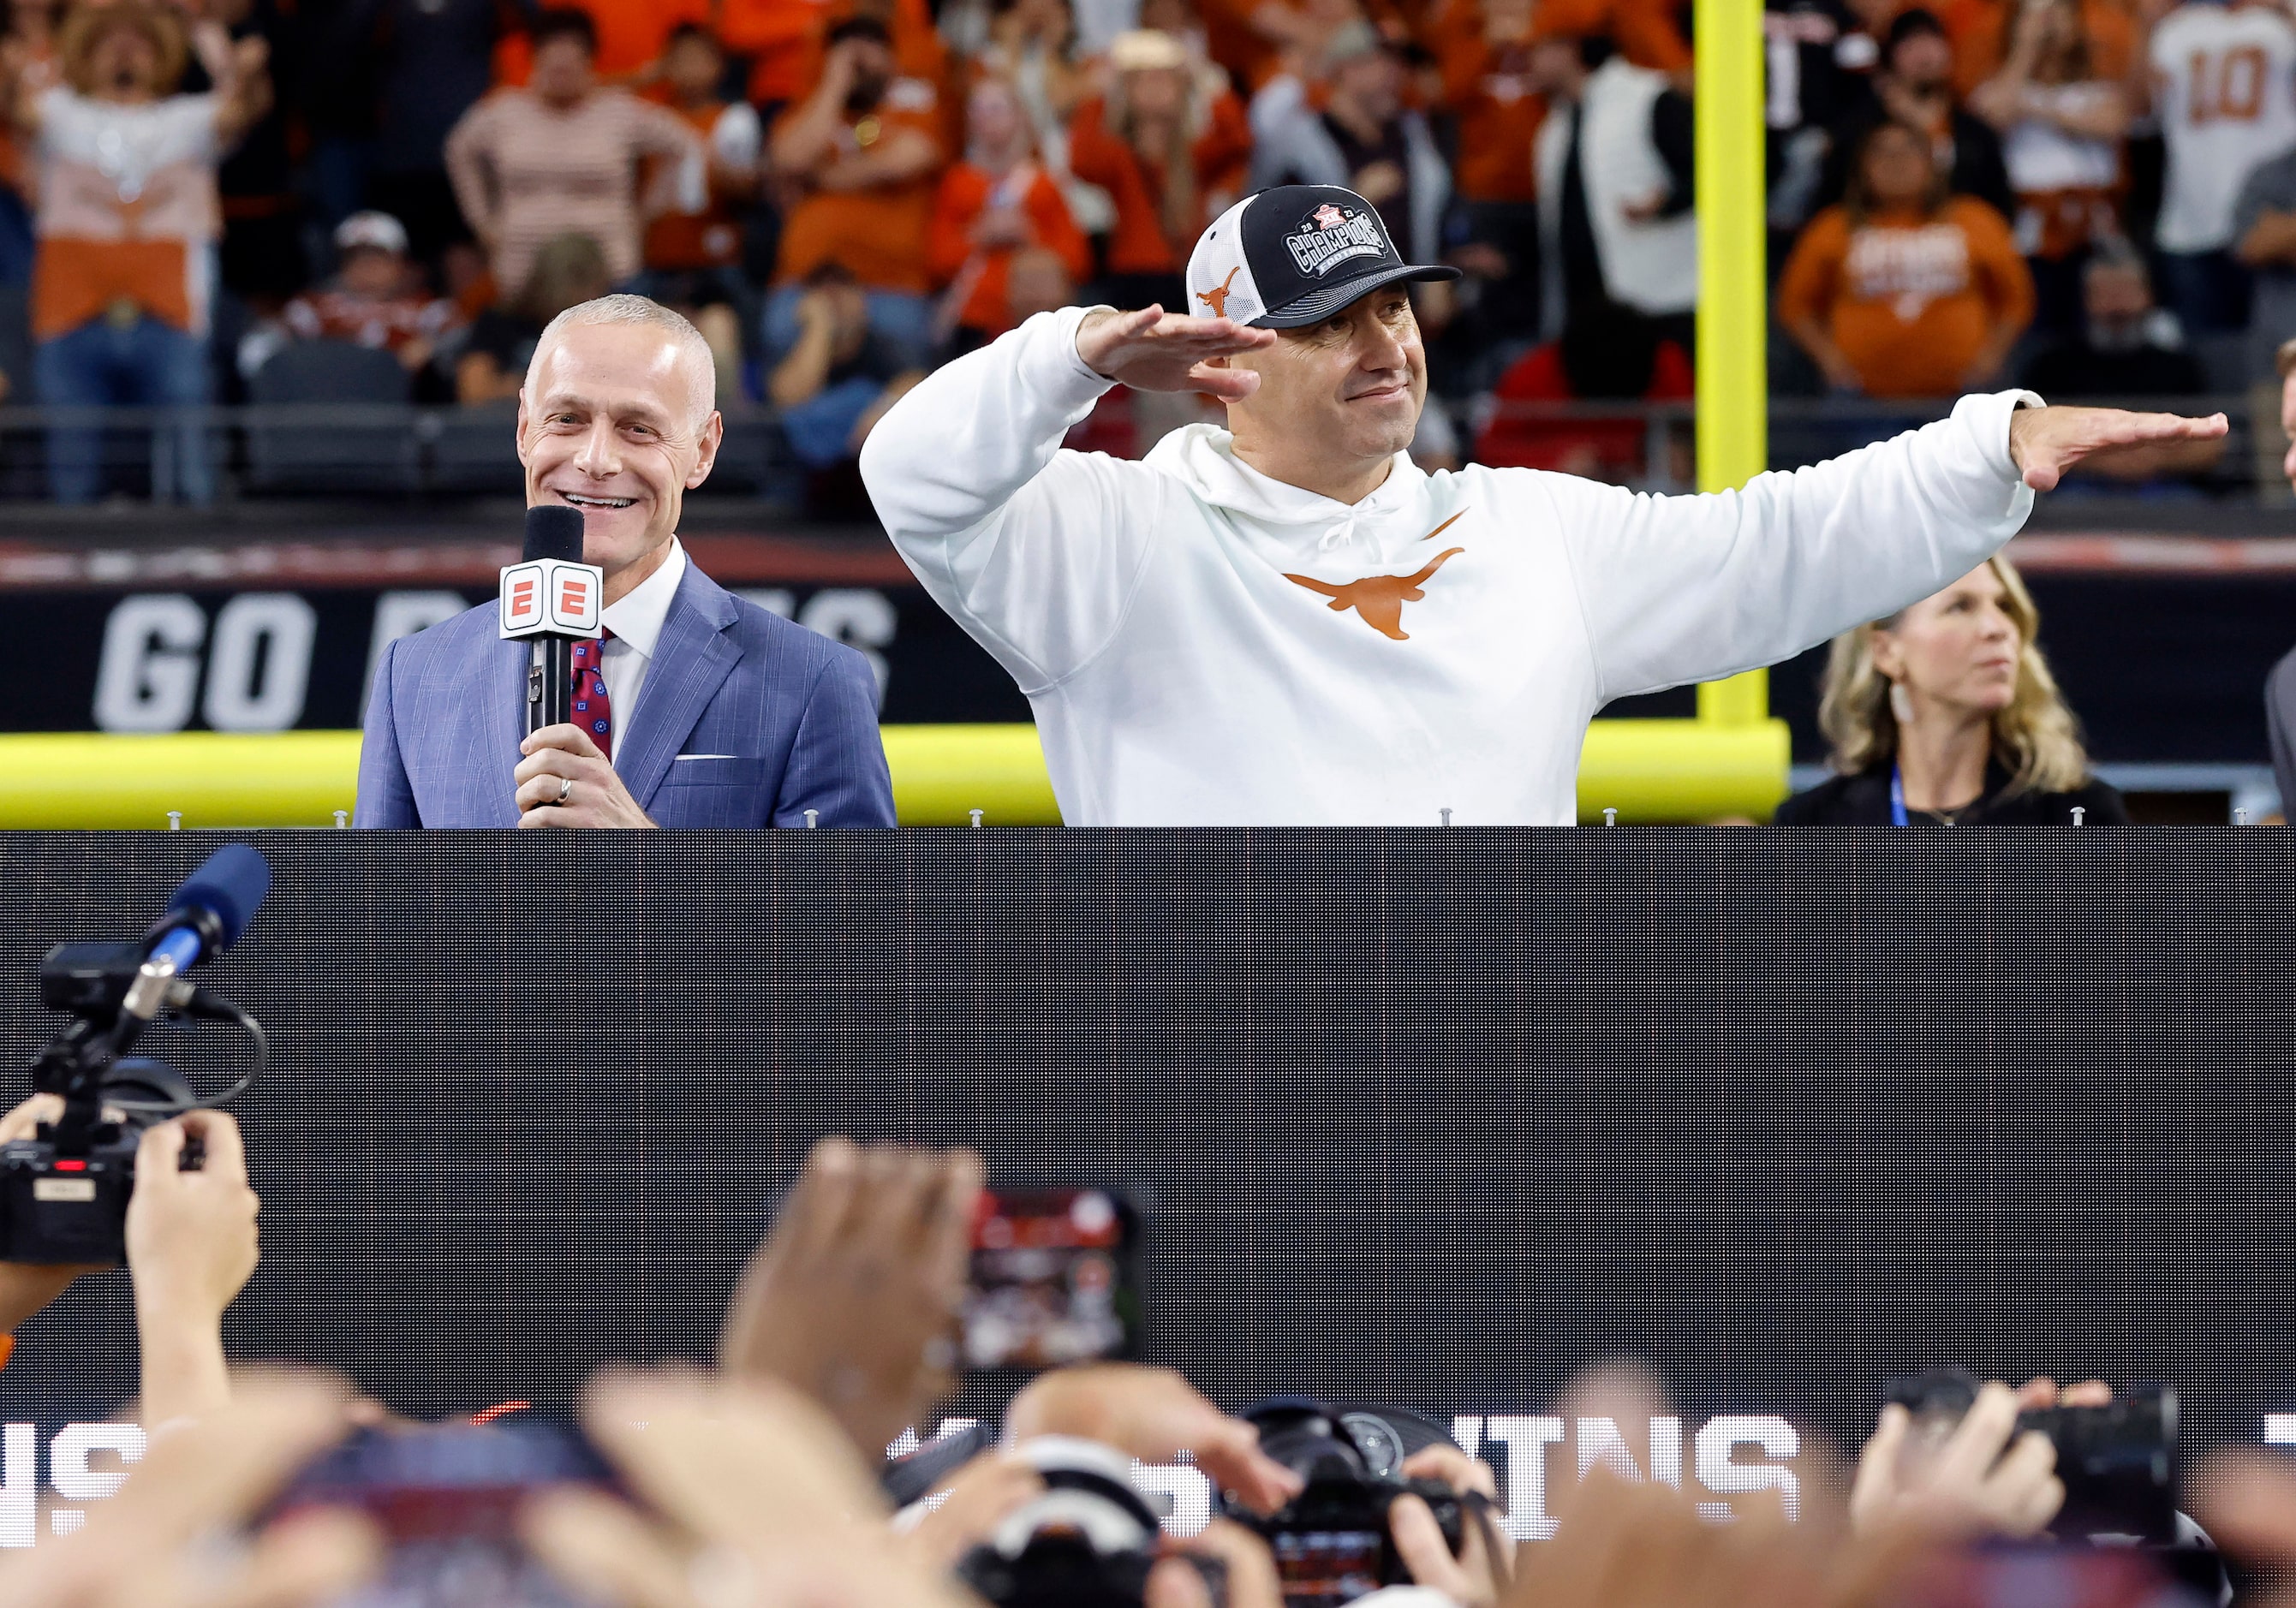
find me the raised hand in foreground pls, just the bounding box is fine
[2195,1446,2296,1608]
[526,1369,974,1608]
[719,1137,982,1456]
[1392,1440,1512,1608]
[1512,1464,1927,1608]
[126,1110,262,1425]
[0,1373,377,1608]
[1848,1379,2061,1540]
[1002,1361,1304,1515]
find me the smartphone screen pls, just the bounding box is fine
[262,1420,615,1608]
[963,1187,1142,1372]
[1270,1529,1385,1608]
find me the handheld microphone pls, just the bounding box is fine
[500,505,603,736]
[124,843,272,1022]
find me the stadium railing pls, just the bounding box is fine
[0,394,2269,507]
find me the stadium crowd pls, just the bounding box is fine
[0,0,2285,504]
[9,1115,2296,1607]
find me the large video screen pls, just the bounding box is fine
[0,831,2289,1549]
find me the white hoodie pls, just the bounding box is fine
[862,306,2039,826]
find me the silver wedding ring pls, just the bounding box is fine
[556,777,574,806]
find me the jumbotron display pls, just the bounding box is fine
[0,830,2289,1543]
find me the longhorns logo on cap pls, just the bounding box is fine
[1196,266,1242,319]
[1286,203,1385,277]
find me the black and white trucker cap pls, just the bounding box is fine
[1184,185,1459,330]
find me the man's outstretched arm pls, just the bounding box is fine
[1554,396,2225,703]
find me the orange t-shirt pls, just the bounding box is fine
[772,98,945,291]
[1433,7,1546,202]
[1941,0,2136,99]
[34,237,192,338]
[1776,198,2036,398]
[1195,0,1285,91]
[1194,0,1437,89]
[723,0,946,105]
[642,98,750,271]
[928,162,1092,334]
[1530,0,1691,70]
[492,0,710,83]
[1065,92,1254,275]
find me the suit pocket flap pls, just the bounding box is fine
[660,754,767,787]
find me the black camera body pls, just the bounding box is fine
[958,1439,1207,1608]
[1886,1369,2180,1542]
[0,1055,198,1266]
[8,919,260,1266]
[1226,1400,1474,1607]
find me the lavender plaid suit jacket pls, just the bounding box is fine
[355,561,896,829]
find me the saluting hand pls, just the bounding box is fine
[515,725,655,829]
[1075,307,1279,402]
[2008,403,2228,492]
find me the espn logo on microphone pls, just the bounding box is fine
[498,559,605,640]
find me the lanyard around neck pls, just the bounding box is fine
[1892,764,1974,826]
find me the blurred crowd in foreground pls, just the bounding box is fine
[15,1123,2296,1608]
[0,0,2287,503]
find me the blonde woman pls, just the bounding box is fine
[1774,555,2127,825]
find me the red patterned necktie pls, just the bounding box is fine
[570,627,615,760]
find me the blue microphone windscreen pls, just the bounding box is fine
[522,504,586,563]
[166,843,271,950]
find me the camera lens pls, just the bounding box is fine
[1339,1413,1404,1478]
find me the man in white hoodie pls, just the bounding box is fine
[859,183,2224,826]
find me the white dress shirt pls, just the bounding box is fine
[599,537,687,767]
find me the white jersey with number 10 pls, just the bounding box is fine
[2150,0,2296,253]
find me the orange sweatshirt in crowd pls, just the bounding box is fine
[1536,0,1692,71]
[1065,92,1253,274]
[1432,5,1545,203]
[1941,0,2135,99]
[721,0,946,106]
[1193,0,1287,92]
[772,96,945,291]
[1776,197,2035,399]
[1194,0,1453,91]
[927,162,1091,335]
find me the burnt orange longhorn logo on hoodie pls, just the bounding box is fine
[1283,512,1467,640]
